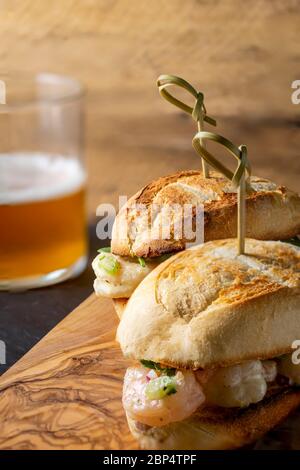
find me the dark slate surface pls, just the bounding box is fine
[0,222,102,375]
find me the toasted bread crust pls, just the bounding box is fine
[117,239,300,369]
[111,171,300,258]
[127,387,300,450]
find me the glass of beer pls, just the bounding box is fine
[0,73,87,290]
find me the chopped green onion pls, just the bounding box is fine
[98,254,120,275]
[138,257,146,267]
[140,360,176,376]
[97,247,111,253]
[145,376,177,400]
[283,237,300,247]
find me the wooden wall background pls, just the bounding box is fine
[0,0,299,213]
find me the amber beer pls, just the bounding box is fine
[0,153,87,288]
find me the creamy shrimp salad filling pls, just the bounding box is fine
[123,354,300,428]
[92,248,170,298]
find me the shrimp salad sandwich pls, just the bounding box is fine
[116,239,300,450]
[92,171,300,317]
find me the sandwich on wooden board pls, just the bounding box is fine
[92,74,300,449]
[117,239,300,450]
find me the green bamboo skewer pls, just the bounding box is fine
[156,74,251,254]
[237,145,247,254]
[157,75,216,178]
[197,113,209,177]
[192,131,251,255]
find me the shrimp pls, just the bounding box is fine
[201,360,268,408]
[262,360,277,383]
[92,253,156,298]
[123,367,205,427]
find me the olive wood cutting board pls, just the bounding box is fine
[0,294,300,450]
[0,294,136,450]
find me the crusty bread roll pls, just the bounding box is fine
[111,171,300,258]
[127,387,300,450]
[117,239,300,369]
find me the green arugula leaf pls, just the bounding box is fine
[140,360,176,376]
[97,247,111,253]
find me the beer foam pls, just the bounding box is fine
[0,152,86,204]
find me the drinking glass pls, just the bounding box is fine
[0,73,87,290]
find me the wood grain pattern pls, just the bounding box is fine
[0,1,299,449]
[1,293,300,449]
[0,0,298,119]
[0,295,136,450]
[0,1,298,217]
[88,116,300,217]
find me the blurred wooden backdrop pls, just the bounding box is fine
[0,0,299,214]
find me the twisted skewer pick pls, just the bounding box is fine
[157,74,216,177]
[192,131,251,255]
